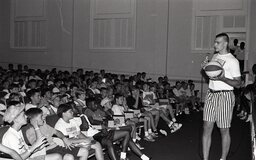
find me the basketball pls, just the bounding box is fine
[204,61,223,78]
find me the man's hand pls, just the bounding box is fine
[201,55,209,69]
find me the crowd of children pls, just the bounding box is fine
[0,64,203,160]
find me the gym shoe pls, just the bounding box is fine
[135,143,145,150]
[159,129,167,136]
[174,123,182,129]
[136,133,141,141]
[170,123,182,133]
[144,135,155,142]
[150,132,158,138]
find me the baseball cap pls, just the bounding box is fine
[3,103,25,123]
[100,97,111,106]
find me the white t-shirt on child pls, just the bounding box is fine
[54,118,81,138]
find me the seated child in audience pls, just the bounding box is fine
[74,89,87,110]
[26,89,55,117]
[126,86,158,140]
[2,102,60,160]
[172,81,186,115]
[54,104,104,160]
[112,94,149,142]
[25,108,88,160]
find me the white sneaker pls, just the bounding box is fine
[170,123,182,133]
[159,129,167,136]
[136,134,141,141]
[135,143,145,150]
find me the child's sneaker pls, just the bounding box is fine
[144,135,155,142]
[170,123,182,133]
[136,133,141,141]
[159,129,167,136]
[135,143,145,150]
[150,132,158,138]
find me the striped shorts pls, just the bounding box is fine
[203,90,235,128]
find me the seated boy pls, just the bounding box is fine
[54,104,104,160]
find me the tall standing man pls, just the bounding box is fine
[202,33,241,160]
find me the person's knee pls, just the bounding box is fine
[105,139,114,148]
[63,154,74,160]
[220,128,230,135]
[203,122,214,132]
[51,153,62,160]
[92,141,103,150]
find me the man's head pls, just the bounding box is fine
[214,33,229,53]
[240,42,245,50]
[41,88,52,100]
[114,93,124,105]
[59,84,67,94]
[9,83,19,93]
[90,78,98,89]
[75,89,86,100]
[52,94,61,108]
[57,104,73,120]
[86,97,98,111]
[9,93,21,102]
[100,87,108,98]
[27,89,41,104]
[25,108,44,127]
[142,83,150,91]
[233,39,238,46]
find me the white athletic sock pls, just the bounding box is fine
[145,131,149,137]
[172,118,177,122]
[133,138,136,142]
[141,154,150,160]
[148,129,152,133]
[120,152,127,159]
[168,121,173,127]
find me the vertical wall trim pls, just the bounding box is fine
[165,0,170,76]
[71,0,75,72]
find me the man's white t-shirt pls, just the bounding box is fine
[209,53,241,90]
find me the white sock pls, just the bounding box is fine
[133,138,136,142]
[145,131,149,137]
[172,118,176,122]
[141,154,150,160]
[120,152,126,159]
[148,129,152,133]
[168,121,173,127]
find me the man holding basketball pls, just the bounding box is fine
[202,33,241,160]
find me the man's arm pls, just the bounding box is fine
[220,76,241,88]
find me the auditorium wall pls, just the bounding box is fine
[0,0,255,82]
